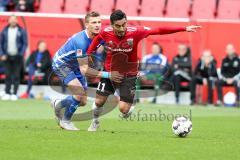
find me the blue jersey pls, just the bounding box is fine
[142,54,167,66]
[141,54,168,74]
[52,30,92,87]
[53,30,91,68]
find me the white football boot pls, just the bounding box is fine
[88,119,100,132]
[59,120,79,131]
[51,99,64,124]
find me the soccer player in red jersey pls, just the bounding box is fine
[87,10,201,131]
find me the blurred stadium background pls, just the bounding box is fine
[0,0,240,160]
[0,0,239,104]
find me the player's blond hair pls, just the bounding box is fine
[85,11,100,23]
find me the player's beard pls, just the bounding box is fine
[115,31,125,38]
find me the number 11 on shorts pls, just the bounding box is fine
[97,82,105,92]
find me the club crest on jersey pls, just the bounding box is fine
[127,38,133,46]
[76,49,83,57]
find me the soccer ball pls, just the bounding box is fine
[172,116,192,137]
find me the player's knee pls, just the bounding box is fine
[95,98,106,107]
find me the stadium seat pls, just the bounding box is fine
[218,0,240,19]
[195,84,213,104]
[140,0,165,17]
[165,0,190,18]
[38,0,63,13]
[0,74,6,83]
[91,0,114,15]
[115,0,139,16]
[191,0,216,19]
[180,81,190,91]
[64,0,89,14]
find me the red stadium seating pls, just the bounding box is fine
[165,0,190,18]
[191,0,216,19]
[115,0,139,16]
[37,0,240,20]
[91,0,114,15]
[39,0,63,13]
[64,0,89,14]
[218,0,240,19]
[140,0,165,17]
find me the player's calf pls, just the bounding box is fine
[61,96,81,121]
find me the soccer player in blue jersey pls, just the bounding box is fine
[51,12,123,131]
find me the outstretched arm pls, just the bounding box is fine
[141,25,201,37]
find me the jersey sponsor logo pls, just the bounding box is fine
[107,47,133,53]
[76,49,83,57]
[105,40,133,53]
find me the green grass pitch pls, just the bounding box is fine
[0,99,240,160]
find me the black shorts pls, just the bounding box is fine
[96,77,137,104]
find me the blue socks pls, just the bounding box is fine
[61,96,80,121]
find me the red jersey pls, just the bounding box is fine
[87,26,186,76]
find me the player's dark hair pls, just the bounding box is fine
[110,9,127,24]
[85,11,100,23]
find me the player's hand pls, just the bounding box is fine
[186,25,201,32]
[203,78,208,85]
[1,55,7,61]
[110,71,124,83]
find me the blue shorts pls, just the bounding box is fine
[52,63,88,90]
